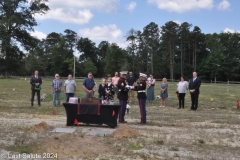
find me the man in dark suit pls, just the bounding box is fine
[30,70,42,107]
[189,72,201,110]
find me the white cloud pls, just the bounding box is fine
[147,0,214,13]
[126,2,137,13]
[30,31,47,40]
[35,0,119,24]
[47,0,119,13]
[217,0,230,10]
[79,24,122,40]
[79,24,128,48]
[223,28,240,33]
[173,20,181,25]
[35,9,94,24]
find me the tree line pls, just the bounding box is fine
[1,0,240,81]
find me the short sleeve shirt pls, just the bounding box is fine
[64,79,76,93]
[126,76,136,86]
[83,78,95,90]
[112,76,120,86]
[52,79,62,91]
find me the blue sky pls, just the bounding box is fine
[31,0,239,48]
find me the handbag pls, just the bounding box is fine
[35,85,41,90]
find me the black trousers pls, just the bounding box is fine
[31,89,41,105]
[178,93,185,108]
[190,93,199,110]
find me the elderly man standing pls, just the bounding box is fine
[82,72,95,98]
[51,74,62,106]
[64,74,76,102]
[189,72,201,111]
[112,72,120,100]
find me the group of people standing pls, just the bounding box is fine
[116,71,148,124]
[30,70,201,124]
[98,77,115,104]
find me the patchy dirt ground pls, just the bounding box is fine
[0,103,240,160]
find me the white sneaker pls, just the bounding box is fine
[163,106,165,107]
[159,105,162,107]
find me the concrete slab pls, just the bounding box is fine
[51,128,76,133]
[86,129,116,136]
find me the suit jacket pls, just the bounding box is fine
[189,77,201,94]
[30,75,42,90]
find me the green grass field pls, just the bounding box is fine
[0,78,239,112]
[0,78,240,159]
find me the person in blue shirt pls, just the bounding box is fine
[82,72,96,98]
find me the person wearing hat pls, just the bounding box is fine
[134,73,147,124]
[117,71,129,123]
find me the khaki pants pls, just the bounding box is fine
[128,89,135,102]
[84,90,93,98]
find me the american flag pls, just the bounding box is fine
[75,35,80,40]
[75,35,80,45]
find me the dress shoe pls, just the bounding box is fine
[119,121,127,123]
[31,103,33,107]
[38,104,41,106]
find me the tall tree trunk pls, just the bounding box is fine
[151,49,153,74]
[192,43,195,71]
[3,36,11,78]
[189,46,191,76]
[169,41,174,82]
[194,43,197,71]
[182,42,185,76]
[181,38,183,75]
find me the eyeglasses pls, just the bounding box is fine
[89,75,92,76]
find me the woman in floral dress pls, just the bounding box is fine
[105,77,115,104]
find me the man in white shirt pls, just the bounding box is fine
[64,74,76,102]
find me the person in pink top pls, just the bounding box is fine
[112,72,120,100]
